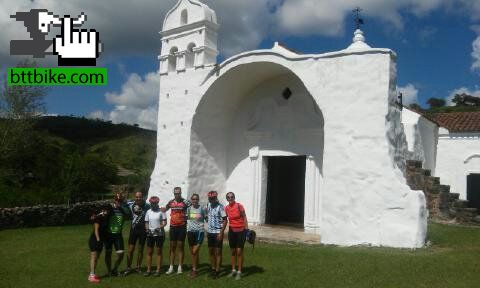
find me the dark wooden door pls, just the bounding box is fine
[265,156,306,226]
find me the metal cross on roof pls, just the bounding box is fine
[353,7,364,30]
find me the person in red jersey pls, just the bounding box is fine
[224,192,248,280]
[164,187,191,274]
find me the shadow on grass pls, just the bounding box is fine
[243,265,265,277]
[189,263,265,278]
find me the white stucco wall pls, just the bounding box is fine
[435,132,480,199]
[149,67,211,204]
[151,47,427,248]
[189,68,324,227]
[402,109,439,173]
[150,0,427,248]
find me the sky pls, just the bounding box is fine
[1,0,479,130]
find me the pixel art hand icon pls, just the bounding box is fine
[53,15,101,66]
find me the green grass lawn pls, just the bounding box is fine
[0,223,479,288]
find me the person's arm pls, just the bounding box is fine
[204,205,209,222]
[94,222,101,242]
[239,204,248,230]
[217,207,228,241]
[203,207,208,223]
[161,201,170,213]
[144,211,150,232]
[241,210,248,230]
[121,202,131,217]
[218,216,227,241]
[160,213,167,229]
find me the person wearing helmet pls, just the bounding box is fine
[206,191,227,279]
[224,192,248,280]
[104,192,131,276]
[164,187,191,275]
[186,193,206,278]
[124,191,150,275]
[144,196,167,276]
[87,204,111,283]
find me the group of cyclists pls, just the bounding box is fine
[87,187,249,283]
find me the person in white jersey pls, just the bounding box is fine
[144,196,167,277]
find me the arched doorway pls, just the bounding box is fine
[189,62,324,231]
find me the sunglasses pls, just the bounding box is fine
[191,198,199,200]
[226,196,235,199]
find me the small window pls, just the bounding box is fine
[181,9,188,25]
[168,47,178,72]
[282,88,292,100]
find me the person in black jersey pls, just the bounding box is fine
[87,204,111,283]
[124,191,150,275]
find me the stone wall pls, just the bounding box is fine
[406,160,480,224]
[0,201,110,230]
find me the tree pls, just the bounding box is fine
[1,59,48,119]
[1,59,49,159]
[427,97,446,109]
[0,59,50,204]
[408,103,423,111]
[60,153,118,202]
[452,93,480,107]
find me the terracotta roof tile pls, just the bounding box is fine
[427,112,480,133]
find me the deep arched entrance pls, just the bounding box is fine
[189,61,324,230]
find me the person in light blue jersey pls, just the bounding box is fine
[186,193,206,278]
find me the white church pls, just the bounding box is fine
[149,0,479,248]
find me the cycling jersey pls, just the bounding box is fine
[108,203,130,234]
[166,198,191,227]
[128,201,150,229]
[187,205,206,232]
[207,202,226,233]
[224,202,246,232]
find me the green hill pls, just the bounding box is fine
[36,116,156,173]
[0,116,157,207]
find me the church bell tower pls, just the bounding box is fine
[158,0,219,75]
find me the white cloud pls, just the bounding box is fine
[92,72,159,130]
[273,0,347,37]
[398,84,419,105]
[0,0,278,65]
[106,72,159,109]
[87,110,106,120]
[1,0,470,66]
[455,0,480,21]
[446,87,480,106]
[272,0,447,37]
[472,35,480,71]
[109,105,158,130]
[206,0,279,56]
[0,0,173,67]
